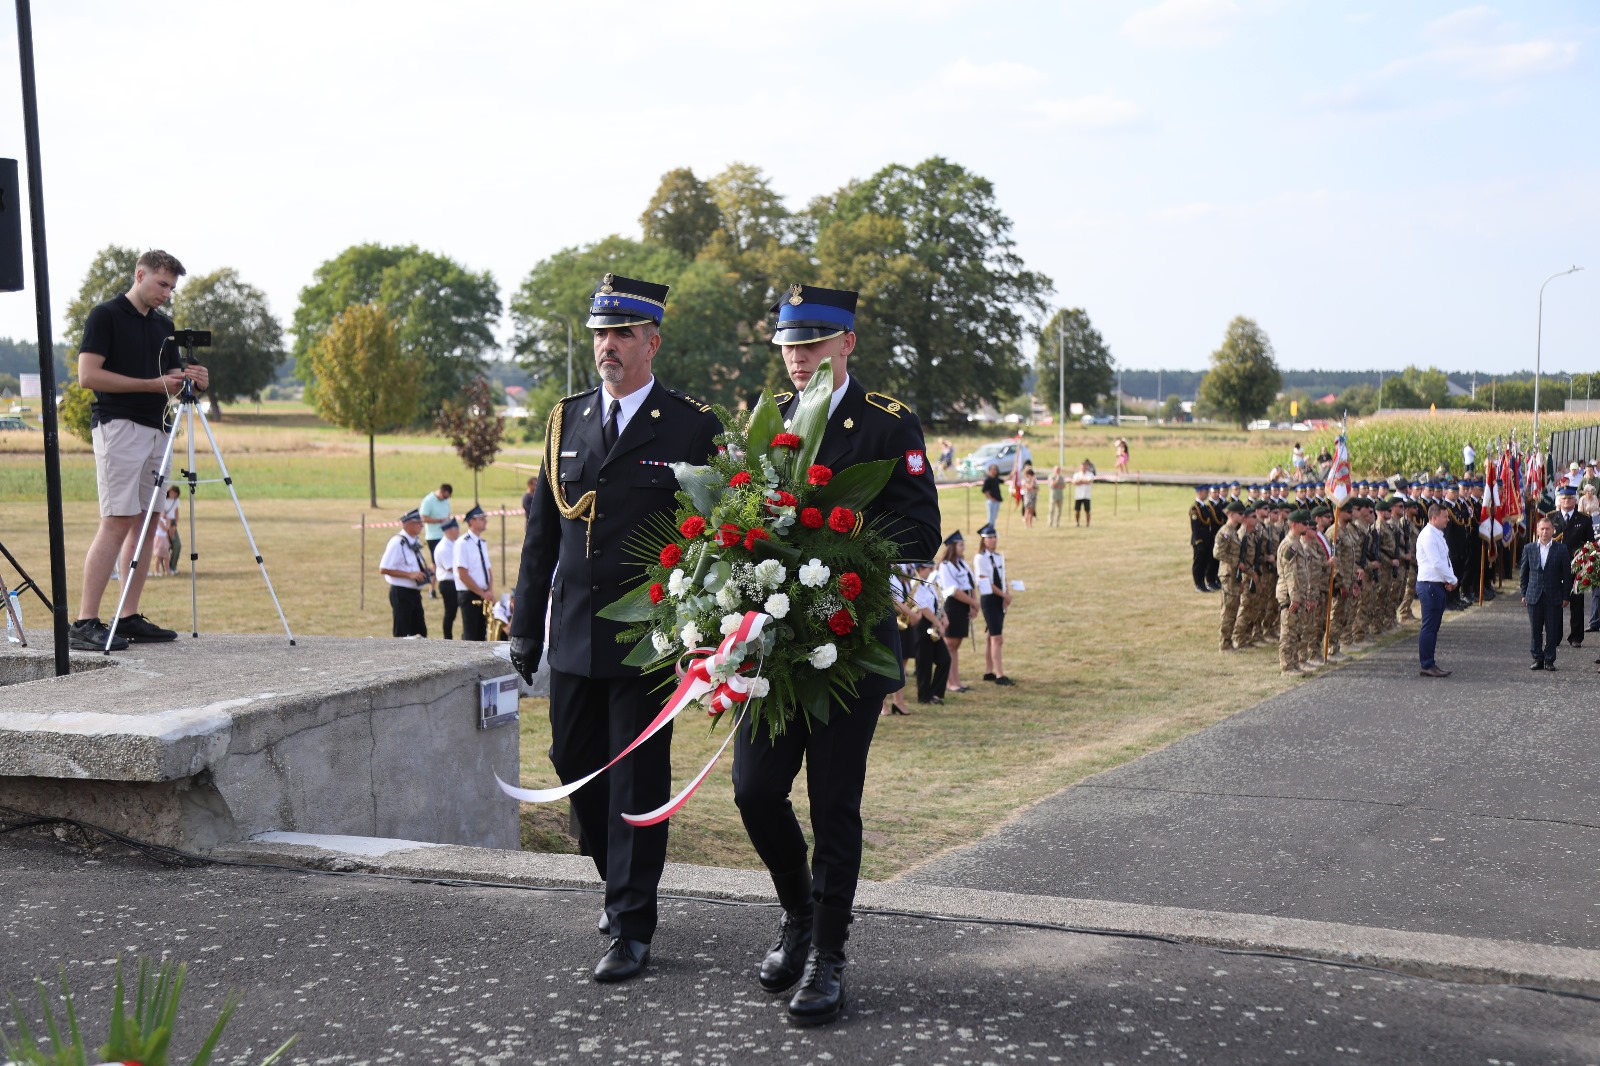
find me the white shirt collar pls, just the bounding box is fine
[828,374,850,419]
[602,376,655,435]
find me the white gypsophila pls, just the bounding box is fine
[651,631,674,654]
[809,643,838,669]
[764,592,791,619]
[748,676,771,698]
[809,594,843,621]
[716,583,741,611]
[754,559,786,588]
[720,613,743,636]
[668,568,689,598]
[680,621,703,648]
[798,558,830,588]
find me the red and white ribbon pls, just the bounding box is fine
[495,611,769,806]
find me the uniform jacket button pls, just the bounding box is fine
[598,477,608,486]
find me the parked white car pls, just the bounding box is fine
[961,440,1033,477]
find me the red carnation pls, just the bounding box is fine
[715,523,742,548]
[828,506,856,534]
[680,515,706,538]
[771,432,802,449]
[729,471,753,487]
[744,527,770,551]
[648,583,665,604]
[828,608,855,636]
[800,507,824,529]
[768,490,798,508]
[659,543,682,568]
[838,572,862,601]
[807,464,833,486]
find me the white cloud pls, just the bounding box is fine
[1033,93,1144,129]
[1123,0,1243,48]
[940,57,1048,90]
[1156,202,1223,222]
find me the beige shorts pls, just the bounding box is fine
[92,419,169,518]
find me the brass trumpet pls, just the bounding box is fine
[484,595,508,641]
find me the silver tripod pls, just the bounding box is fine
[104,346,295,652]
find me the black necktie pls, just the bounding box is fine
[603,399,620,452]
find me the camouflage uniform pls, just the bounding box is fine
[1276,528,1311,673]
[1214,518,1244,652]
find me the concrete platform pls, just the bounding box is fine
[0,633,522,851]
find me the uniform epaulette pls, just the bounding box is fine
[560,386,600,405]
[665,388,712,413]
[772,391,794,406]
[866,391,906,418]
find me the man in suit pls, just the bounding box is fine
[508,274,721,983]
[732,284,940,1026]
[1521,514,1572,670]
[1548,486,1592,647]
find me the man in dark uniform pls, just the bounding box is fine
[732,285,940,1026]
[1190,484,1214,592]
[508,274,721,984]
[1549,485,1592,646]
[1204,486,1225,589]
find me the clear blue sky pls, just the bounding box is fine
[0,0,1593,375]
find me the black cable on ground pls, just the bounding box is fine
[3,805,1596,1006]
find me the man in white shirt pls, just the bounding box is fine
[434,518,461,639]
[1415,503,1459,677]
[378,510,431,638]
[1071,460,1094,527]
[454,505,493,641]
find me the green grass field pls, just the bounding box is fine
[0,407,1341,878]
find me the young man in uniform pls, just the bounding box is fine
[454,505,492,641]
[731,284,941,1026]
[379,510,431,637]
[434,517,461,639]
[509,274,722,984]
[71,250,207,651]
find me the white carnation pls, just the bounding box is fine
[798,558,831,588]
[680,621,703,648]
[754,559,787,588]
[720,613,743,636]
[809,643,838,669]
[651,631,673,654]
[748,676,771,698]
[763,593,791,619]
[716,583,741,611]
[668,569,689,598]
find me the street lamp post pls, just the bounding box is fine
[1533,265,1584,445]
[1057,317,1065,470]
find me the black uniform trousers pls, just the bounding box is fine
[458,591,487,641]
[1528,597,1564,664]
[438,578,458,640]
[548,669,672,944]
[731,686,881,916]
[1191,541,1210,589]
[915,623,951,701]
[388,585,426,638]
[1567,592,1586,646]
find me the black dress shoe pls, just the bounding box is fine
[759,913,812,993]
[1547,662,1558,671]
[787,947,846,1026]
[1419,666,1451,677]
[594,938,650,983]
[1530,661,1545,670]
[598,910,610,935]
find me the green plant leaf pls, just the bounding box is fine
[745,390,785,468]
[189,990,239,1066]
[259,1035,302,1065]
[788,359,834,476]
[621,634,669,669]
[853,638,903,680]
[597,581,655,622]
[810,458,897,513]
[796,672,832,725]
[671,462,724,518]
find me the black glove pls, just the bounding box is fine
[509,636,541,685]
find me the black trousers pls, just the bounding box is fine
[1191,543,1209,588]
[1569,591,1585,645]
[458,591,487,641]
[1528,596,1563,663]
[732,686,880,915]
[915,624,950,701]
[388,585,426,638]
[548,670,672,943]
[439,579,458,639]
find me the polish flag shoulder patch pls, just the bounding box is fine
[905,449,927,476]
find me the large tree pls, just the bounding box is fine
[291,244,500,419]
[640,167,721,261]
[171,267,285,418]
[309,303,424,507]
[1035,308,1115,417]
[812,157,1053,418]
[1199,316,1281,429]
[700,163,812,313]
[63,244,141,351]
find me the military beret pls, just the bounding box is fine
[1225,502,1245,514]
[1375,500,1391,512]
[1288,508,1311,524]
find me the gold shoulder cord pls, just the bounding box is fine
[544,400,597,556]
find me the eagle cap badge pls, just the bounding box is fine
[787,284,804,306]
[599,273,614,295]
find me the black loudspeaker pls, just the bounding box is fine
[0,159,23,292]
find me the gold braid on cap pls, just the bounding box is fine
[544,399,597,556]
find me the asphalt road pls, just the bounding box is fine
[2,834,1595,1066]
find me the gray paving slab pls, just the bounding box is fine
[906,599,1600,951]
[3,835,1596,1065]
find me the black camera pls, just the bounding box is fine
[171,329,211,348]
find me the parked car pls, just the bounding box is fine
[961,440,1033,477]
[1080,414,1117,425]
[0,416,28,430]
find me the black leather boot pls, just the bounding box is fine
[787,904,850,1025]
[759,867,813,993]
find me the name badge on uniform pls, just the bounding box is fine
[561,450,578,458]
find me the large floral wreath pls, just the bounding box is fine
[598,360,903,737]
[1573,539,1600,594]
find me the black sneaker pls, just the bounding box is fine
[68,617,128,652]
[117,613,178,642]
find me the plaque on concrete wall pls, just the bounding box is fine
[478,674,520,729]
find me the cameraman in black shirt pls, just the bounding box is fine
[70,249,209,651]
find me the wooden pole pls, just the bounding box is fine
[1322,509,1339,660]
[359,513,365,611]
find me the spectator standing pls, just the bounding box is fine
[1114,437,1129,478]
[1316,446,1333,480]
[379,510,431,638]
[1291,442,1306,476]
[1071,460,1094,527]
[150,505,171,578]
[975,523,1015,685]
[1520,515,1571,670]
[1581,484,1600,518]
[1462,442,1477,475]
[981,463,1003,528]
[521,476,537,522]
[1020,465,1039,528]
[419,483,453,564]
[1047,466,1068,527]
[911,561,950,704]
[434,517,461,639]
[162,486,182,576]
[936,532,978,692]
[1416,503,1458,677]
[1581,461,1600,497]
[938,438,955,472]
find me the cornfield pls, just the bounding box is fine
[1313,412,1597,477]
